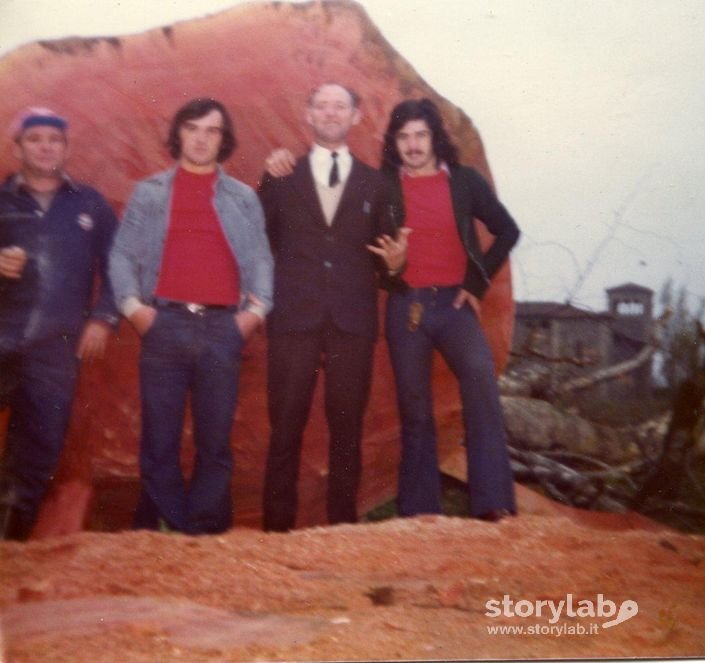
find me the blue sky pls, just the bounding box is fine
[1,0,703,313]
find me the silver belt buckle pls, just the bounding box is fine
[185,302,206,315]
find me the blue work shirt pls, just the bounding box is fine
[0,174,119,349]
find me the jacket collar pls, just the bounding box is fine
[151,163,226,184]
[4,171,77,195]
[399,161,451,179]
[288,153,364,228]
[385,162,463,227]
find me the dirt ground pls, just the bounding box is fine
[2,512,704,662]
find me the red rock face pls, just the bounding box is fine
[0,0,515,536]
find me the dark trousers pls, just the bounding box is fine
[0,335,79,528]
[135,307,242,535]
[385,287,516,517]
[263,320,374,531]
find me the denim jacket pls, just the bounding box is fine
[110,166,274,316]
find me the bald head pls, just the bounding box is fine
[308,83,360,109]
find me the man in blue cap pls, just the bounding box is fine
[0,107,119,540]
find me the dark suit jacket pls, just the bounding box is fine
[258,155,393,340]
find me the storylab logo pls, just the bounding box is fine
[485,594,639,637]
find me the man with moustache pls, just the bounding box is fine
[110,98,273,535]
[381,98,520,521]
[259,83,408,531]
[0,107,119,540]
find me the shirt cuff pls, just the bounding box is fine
[120,296,146,318]
[92,313,120,329]
[387,261,406,277]
[244,302,267,321]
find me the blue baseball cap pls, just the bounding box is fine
[11,106,68,139]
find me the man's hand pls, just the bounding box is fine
[366,227,412,273]
[453,288,481,317]
[77,320,111,360]
[264,148,296,178]
[128,305,158,337]
[234,309,262,342]
[236,293,266,341]
[0,246,27,279]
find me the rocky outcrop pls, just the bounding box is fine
[0,1,516,536]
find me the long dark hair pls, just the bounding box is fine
[381,98,458,172]
[166,98,237,162]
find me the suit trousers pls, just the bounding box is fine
[263,320,374,531]
[135,306,242,534]
[385,286,516,517]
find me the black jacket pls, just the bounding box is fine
[384,165,520,299]
[258,156,394,340]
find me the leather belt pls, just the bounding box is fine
[152,299,238,315]
[408,285,458,295]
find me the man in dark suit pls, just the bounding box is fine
[258,83,408,531]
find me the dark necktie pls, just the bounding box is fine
[329,151,340,187]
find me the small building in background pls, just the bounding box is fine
[511,282,654,398]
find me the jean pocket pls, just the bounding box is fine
[231,313,244,343]
[142,309,162,340]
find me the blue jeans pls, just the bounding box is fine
[385,286,516,517]
[0,335,78,525]
[135,306,243,534]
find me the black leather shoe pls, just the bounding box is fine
[0,504,34,541]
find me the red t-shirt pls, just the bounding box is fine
[155,168,240,305]
[401,170,466,288]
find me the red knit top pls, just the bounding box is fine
[401,170,466,288]
[155,168,240,305]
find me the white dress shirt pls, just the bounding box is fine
[309,144,352,189]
